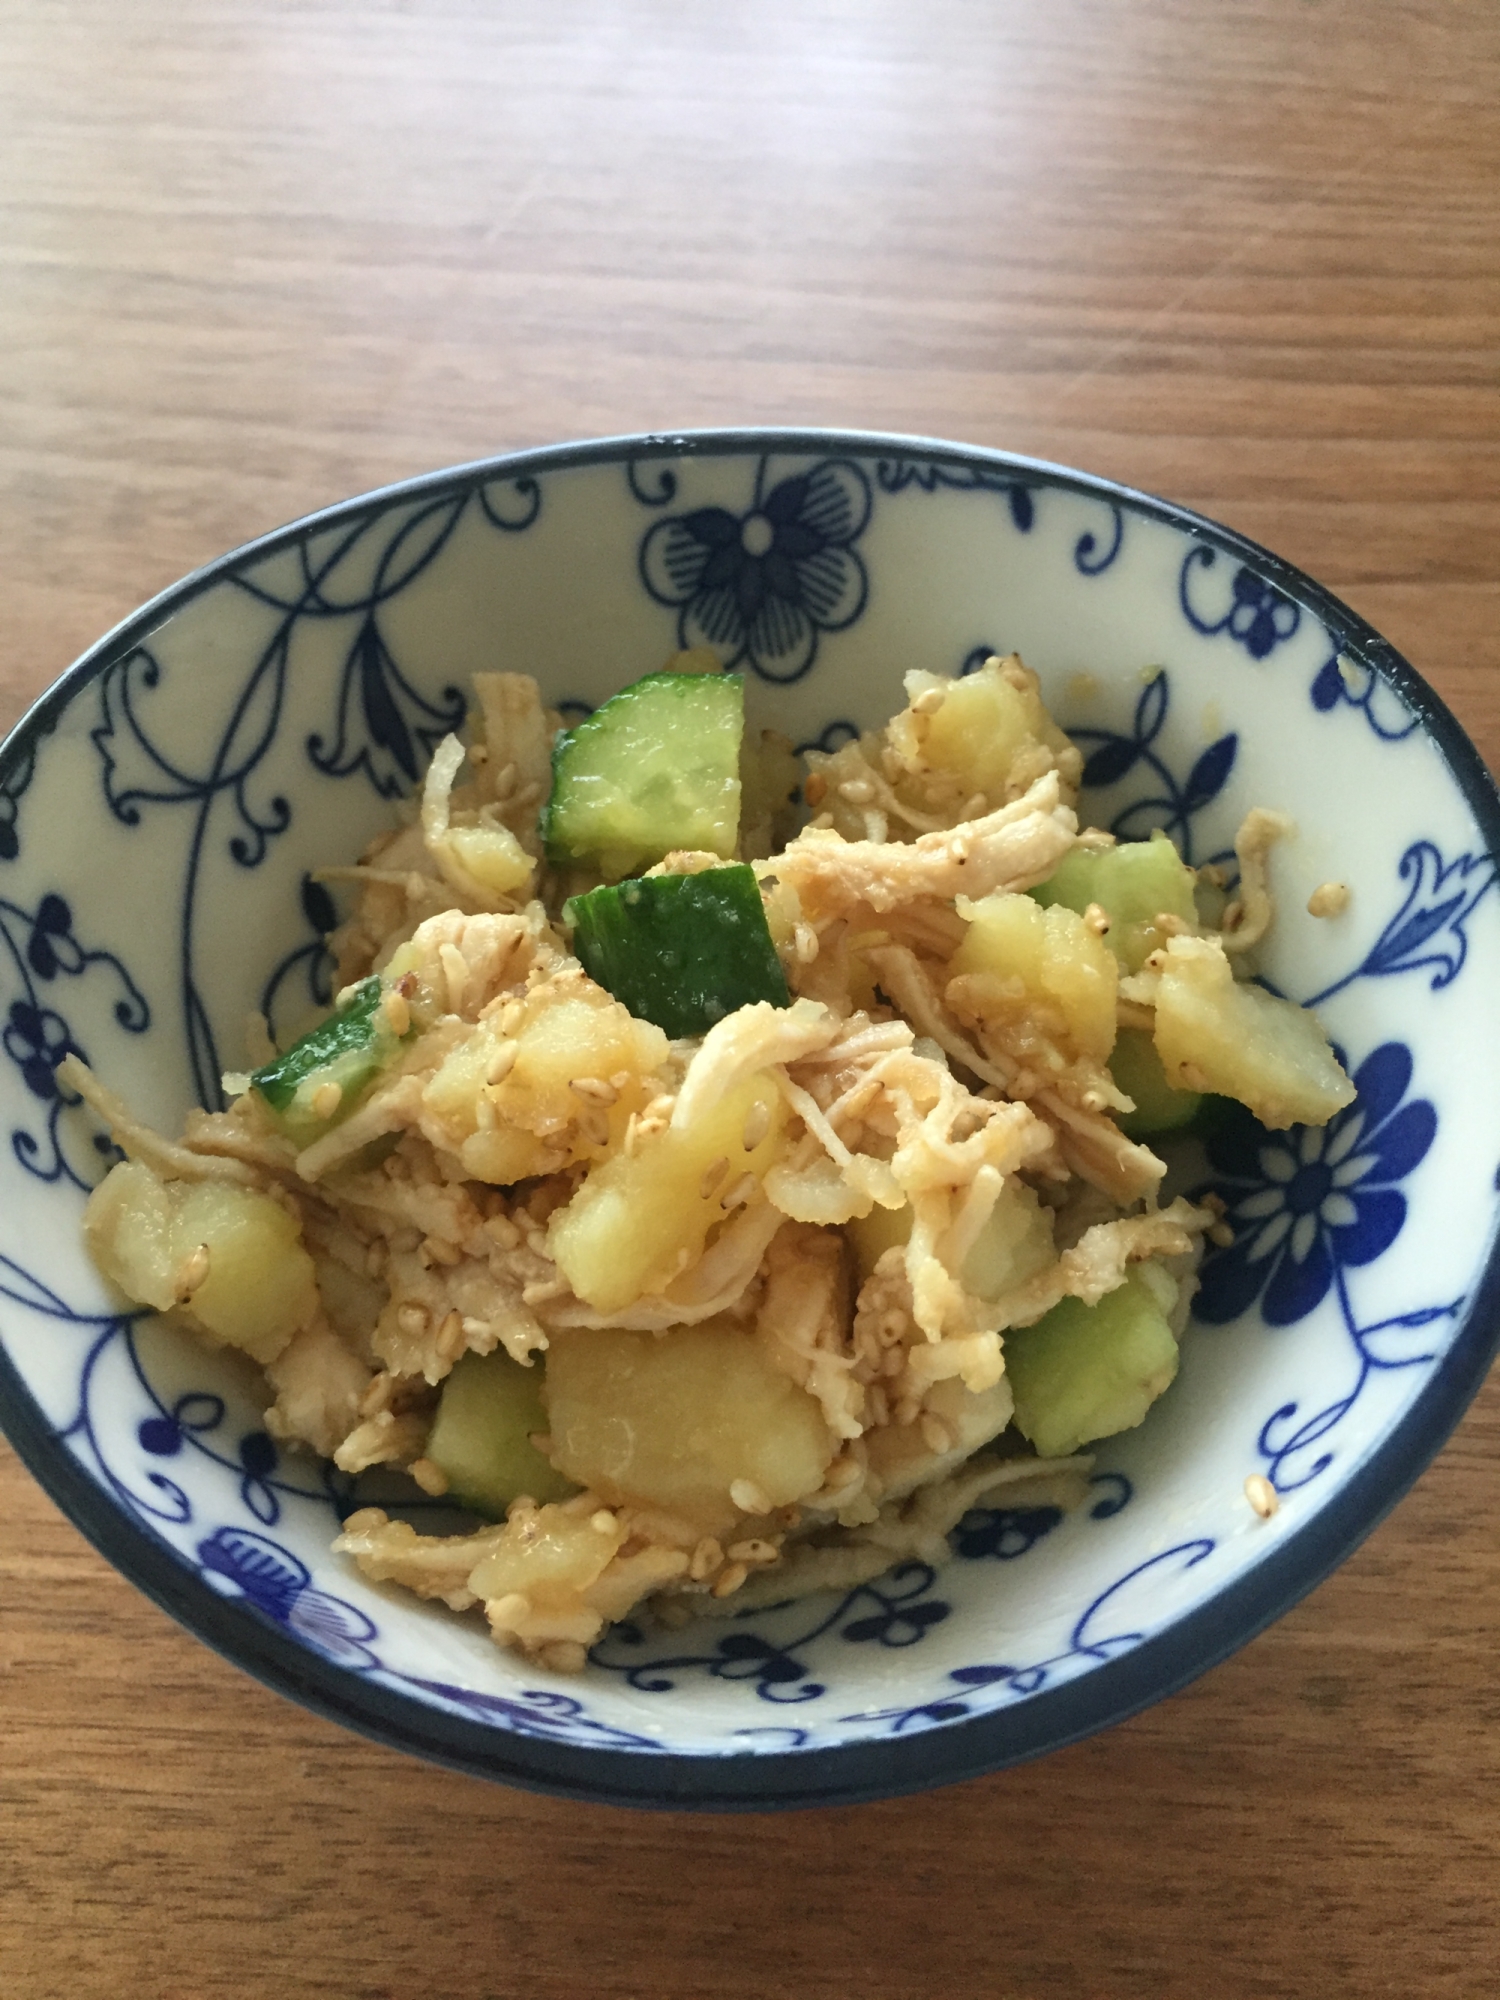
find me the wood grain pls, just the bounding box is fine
[1,4,1496,1995]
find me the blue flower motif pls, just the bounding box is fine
[1196,1043,1436,1328]
[198,1525,378,1670]
[1179,547,1301,660]
[639,459,871,683]
[3,1000,75,1100]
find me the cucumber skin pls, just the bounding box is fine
[541,672,744,879]
[567,865,790,1039]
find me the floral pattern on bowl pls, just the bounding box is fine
[1,431,1497,1808]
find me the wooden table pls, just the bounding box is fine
[2,4,1496,1994]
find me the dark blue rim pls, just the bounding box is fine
[1,427,1497,1812]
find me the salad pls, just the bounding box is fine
[71,651,1353,1674]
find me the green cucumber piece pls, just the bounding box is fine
[541,671,744,880]
[1109,1027,1202,1138]
[251,977,410,1142]
[1032,832,1199,971]
[425,1350,578,1516]
[566,864,789,1038]
[1005,1269,1179,1458]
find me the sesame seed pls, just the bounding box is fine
[741,1100,771,1151]
[712,1562,749,1599]
[570,1075,617,1104]
[921,1413,953,1455]
[838,777,875,804]
[396,1301,428,1338]
[803,772,828,806]
[689,1538,723,1581]
[310,1080,343,1121]
[729,1478,772,1517]
[1245,1473,1280,1519]
[490,1592,531,1629]
[1084,902,1111,935]
[1307,881,1351,919]
[381,989,411,1037]
[720,1171,758,1211]
[437,1310,466,1359]
[409,1457,449,1497]
[493,760,518,799]
[539,1640,588,1674]
[793,922,820,964]
[590,1509,617,1535]
[358,1374,395,1419]
[485,1041,519,1085]
[912,686,946,717]
[175,1242,211,1299]
[727,1538,777,1565]
[1209,1221,1235,1248]
[698,1155,730,1200]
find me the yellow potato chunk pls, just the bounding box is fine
[467,1500,626,1610]
[949,891,1118,1061]
[445,822,533,895]
[545,1320,835,1533]
[547,1073,784,1312]
[900,657,1076,807]
[847,1180,1054,1300]
[423,982,669,1185]
[1152,935,1354,1129]
[84,1161,317,1365]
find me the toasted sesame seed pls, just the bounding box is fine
[175,1242,211,1299]
[727,1538,777,1565]
[409,1457,449,1497]
[921,1413,953,1455]
[358,1373,395,1419]
[1154,911,1187,936]
[590,1509,618,1535]
[1084,902,1111,935]
[720,1171,758,1211]
[803,772,828,807]
[729,1478,772,1517]
[741,1100,771,1151]
[571,1075,617,1104]
[1209,1220,1235,1248]
[1336,653,1361,693]
[340,1507,388,1535]
[539,1639,588,1674]
[381,989,411,1037]
[437,1309,466,1359]
[838,777,875,804]
[698,1155,730,1200]
[643,1094,675,1123]
[492,760,518,799]
[1245,1473,1280,1519]
[912,686,946,717]
[490,1592,531,1629]
[689,1538,723,1581]
[712,1562,749,1599]
[485,1041,519,1084]
[310,1079,343,1121]
[396,1301,429,1338]
[1307,880,1351,919]
[793,922,820,964]
[521,1277,569,1305]
[422,1233,461,1266]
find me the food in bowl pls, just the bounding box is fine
[69,646,1354,1673]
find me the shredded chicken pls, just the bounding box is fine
[69,651,1351,1673]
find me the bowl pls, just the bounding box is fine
[2,429,1497,1809]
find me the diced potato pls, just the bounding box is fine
[1033,832,1200,972]
[445,821,533,895]
[898,657,1077,807]
[866,1373,1016,1501]
[959,1180,1056,1299]
[466,1499,626,1609]
[547,1073,784,1312]
[83,1161,317,1365]
[846,1179,1053,1300]
[950,891,1118,1060]
[545,1319,835,1533]
[1152,935,1354,1129]
[423,983,669,1184]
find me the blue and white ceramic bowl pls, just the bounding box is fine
[2,430,1497,1809]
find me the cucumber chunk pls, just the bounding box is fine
[566,864,789,1038]
[1109,1026,1203,1138]
[425,1350,578,1516]
[541,671,744,880]
[251,977,410,1143]
[1032,832,1199,972]
[1004,1268,1179,1457]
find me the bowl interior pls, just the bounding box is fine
[2,433,1497,1802]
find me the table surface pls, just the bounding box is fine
[2,4,1497,1995]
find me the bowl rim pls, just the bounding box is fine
[2,425,1497,1811]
